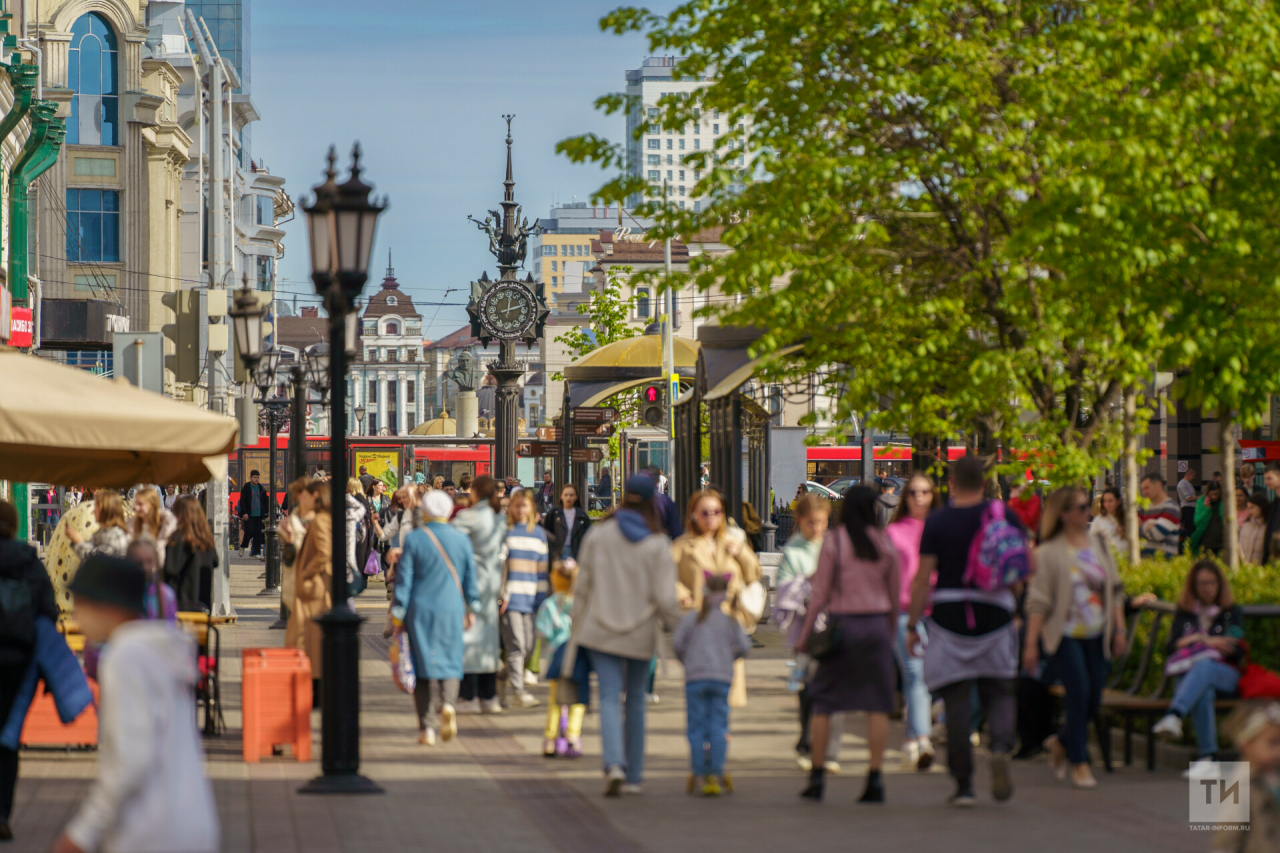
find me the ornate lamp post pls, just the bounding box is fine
[298,145,386,796]
[354,405,366,436]
[465,116,549,480]
[253,348,289,596]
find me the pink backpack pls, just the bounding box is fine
[963,500,1032,591]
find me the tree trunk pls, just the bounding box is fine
[1222,413,1238,569]
[1123,387,1141,565]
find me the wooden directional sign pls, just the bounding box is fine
[536,427,562,440]
[571,406,619,424]
[517,441,561,458]
[573,421,616,439]
[570,447,604,463]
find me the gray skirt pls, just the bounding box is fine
[809,613,896,715]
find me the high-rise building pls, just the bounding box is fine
[528,202,653,302]
[624,56,750,210]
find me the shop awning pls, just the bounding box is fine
[0,346,237,487]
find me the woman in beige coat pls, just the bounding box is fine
[671,489,762,707]
[285,481,332,694]
[1024,487,1127,789]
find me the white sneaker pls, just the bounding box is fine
[902,740,921,771]
[917,737,935,771]
[419,728,436,746]
[525,672,538,686]
[455,699,481,715]
[1183,757,1221,780]
[605,765,626,797]
[440,704,457,742]
[480,697,503,714]
[622,784,643,795]
[646,693,660,704]
[1153,713,1184,740]
[795,753,813,772]
[516,692,539,709]
[825,761,841,775]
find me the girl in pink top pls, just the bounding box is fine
[886,472,939,771]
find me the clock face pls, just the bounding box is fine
[479,283,536,339]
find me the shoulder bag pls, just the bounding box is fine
[806,532,843,661]
[422,526,465,599]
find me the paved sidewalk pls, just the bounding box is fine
[9,558,1205,853]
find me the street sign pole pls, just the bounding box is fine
[662,179,675,498]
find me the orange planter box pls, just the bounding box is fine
[20,678,99,747]
[241,648,311,763]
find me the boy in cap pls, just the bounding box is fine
[52,555,218,853]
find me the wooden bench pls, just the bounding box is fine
[1095,600,1280,771]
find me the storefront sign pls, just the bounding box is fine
[9,307,33,348]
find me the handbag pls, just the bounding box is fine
[389,630,416,694]
[806,531,844,661]
[740,580,767,622]
[362,548,381,576]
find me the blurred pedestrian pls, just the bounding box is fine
[394,490,479,745]
[1190,480,1225,556]
[0,499,59,844]
[1212,702,1280,853]
[535,561,589,757]
[163,496,218,612]
[499,491,549,708]
[66,490,129,560]
[672,489,762,708]
[886,472,938,772]
[796,487,899,803]
[1240,491,1269,565]
[563,475,681,796]
[1089,487,1125,555]
[1025,488,1126,790]
[597,467,613,510]
[1264,463,1280,564]
[543,483,592,567]
[129,487,177,566]
[279,478,314,629]
[286,480,332,701]
[1138,473,1181,558]
[642,466,683,539]
[238,470,269,560]
[674,572,751,796]
[874,478,900,528]
[53,555,218,853]
[453,477,506,712]
[126,539,176,623]
[459,472,474,493]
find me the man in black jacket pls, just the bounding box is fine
[0,499,59,842]
[238,470,268,560]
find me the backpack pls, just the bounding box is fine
[962,500,1032,591]
[0,576,35,650]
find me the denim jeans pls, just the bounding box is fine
[1171,659,1241,757]
[588,649,650,783]
[1052,635,1110,765]
[893,613,932,740]
[685,680,731,776]
[938,678,1015,788]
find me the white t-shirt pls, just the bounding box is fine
[1176,478,1197,509]
[563,507,577,532]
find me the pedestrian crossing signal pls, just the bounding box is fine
[639,381,665,427]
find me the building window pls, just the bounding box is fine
[679,185,685,196]
[408,349,417,362]
[68,13,119,146]
[667,170,673,180]
[647,154,660,165]
[647,138,660,150]
[679,200,686,210]
[66,189,120,262]
[714,124,720,135]
[636,288,651,318]
[552,276,558,286]
[551,261,558,272]
[407,382,415,403]
[695,170,702,180]
[713,109,720,118]
[386,322,399,335]
[368,379,377,400]
[366,348,376,362]
[388,349,399,363]
[255,195,273,225]
[648,170,660,181]
[72,272,116,293]
[666,139,673,150]
[386,295,397,305]
[695,139,701,150]
[738,155,745,165]
[694,201,701,213]
[679,170,685,180]
[256,255,271,291]
[647,107,658,120]
[542,245,557,256]
[679,138,685,150]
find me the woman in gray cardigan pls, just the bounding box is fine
[1023,487,1127,790]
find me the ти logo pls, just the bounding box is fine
[1188,761,1250,827]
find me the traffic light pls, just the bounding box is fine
[160,288,202,385]
[639,380,665,427]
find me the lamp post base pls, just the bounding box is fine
[257,586,281,596]
[297,772,384,795]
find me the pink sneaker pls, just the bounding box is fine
[565,737,583,758]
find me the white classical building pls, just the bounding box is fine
[347,258,429,436]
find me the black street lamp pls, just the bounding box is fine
[354,405,366,436]
[298,145,386,796]
[253,349,289,597]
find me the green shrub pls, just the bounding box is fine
[1116,554,1280,690]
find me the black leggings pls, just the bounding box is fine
[0,665,28,821]
[459,672,497,702]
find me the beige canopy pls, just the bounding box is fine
[0,346,237,487]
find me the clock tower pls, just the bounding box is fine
[465,116,549,479]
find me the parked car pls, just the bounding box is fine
[802,481,839,500]
[824,476,860,495]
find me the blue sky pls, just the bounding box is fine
[250,0,662,337]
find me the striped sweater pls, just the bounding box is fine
[1138,498,1181,558]
[502,524,549,614]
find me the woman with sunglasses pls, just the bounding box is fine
[672,489,762,708]
[886,472,939,771]
[1023,487,1127,789]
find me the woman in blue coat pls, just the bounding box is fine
[393,490,480,745]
